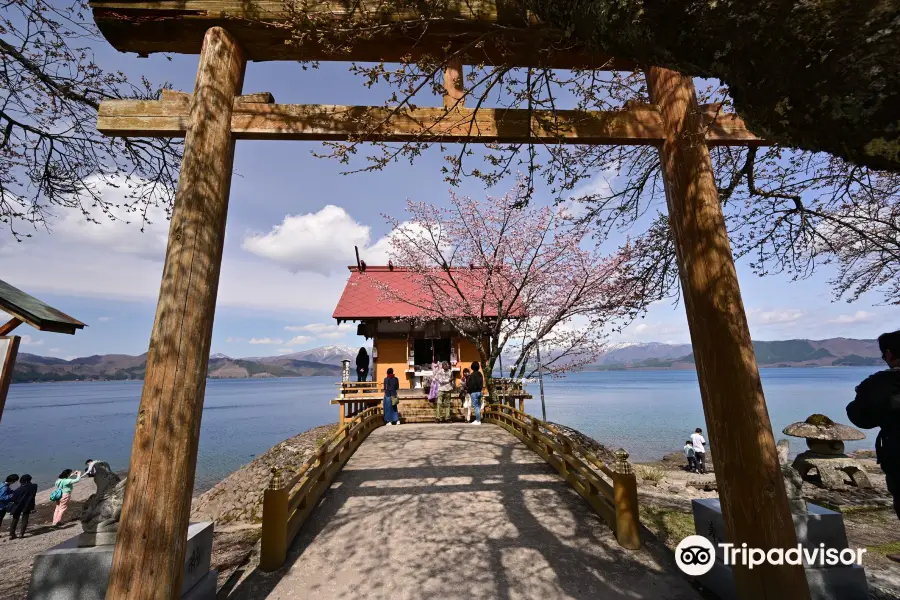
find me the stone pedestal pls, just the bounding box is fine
[699,557,868,600]
[793,452,873,490]
[28,522,215,600]
[691,500,868,600]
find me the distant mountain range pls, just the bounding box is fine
[585,338,883,370]
[12,352,343,383]
[11,338,883,383]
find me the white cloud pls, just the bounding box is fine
[97,317,112,322]
[49,347,62,353]
[225,337,246,343]
[242,205,375,275]
[828,311,876,325]
[51,177,170,260]
[613,319,690,344]
[249,337,285,345]
[284,322,354,340]
[748,308,805,326]
[571,173,614,199]
[19,335,44,346]
[277,348,296,355]
[286,335,314,346]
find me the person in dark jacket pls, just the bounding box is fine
[383,368,400,425]
[466,362,485,425]
[356,348,370,382]
[0,473,19,528]
[9,474,37,539]
[846,330,900,530]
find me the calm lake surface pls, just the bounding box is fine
[0,367,883,492]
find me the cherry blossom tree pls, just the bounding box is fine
[373,181,644,390]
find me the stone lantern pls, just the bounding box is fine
[783,414,871,490]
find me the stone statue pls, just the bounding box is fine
[79,461,127,546]
[777,439,807,514]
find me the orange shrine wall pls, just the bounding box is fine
[373,337,407,384]
[457,337,488,368]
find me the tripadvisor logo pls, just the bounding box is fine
[675,535,866,576]
[675,536,716,576]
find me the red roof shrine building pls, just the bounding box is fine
[333,265,498,390]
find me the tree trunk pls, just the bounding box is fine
[646,66,810,600]
[106,26,245,600]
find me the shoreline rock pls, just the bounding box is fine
[546,422,616,464]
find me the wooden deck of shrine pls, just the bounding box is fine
[222,424,700,600]
[332,381,533,424]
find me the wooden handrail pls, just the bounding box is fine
[481,402,640,549]
[260,406,384,571]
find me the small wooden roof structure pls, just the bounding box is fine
[0,279,86,335]
[333,266,520,321]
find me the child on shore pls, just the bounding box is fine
[9,474,37,539]
[683,441,696,472]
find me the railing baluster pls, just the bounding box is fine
[612,449,640,550]
[260,467,289,572]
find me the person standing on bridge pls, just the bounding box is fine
[461,368,472,422]
[467,362,485,425]
[383,368,400,426]
[356,347,370,382]
[435,361,453,422]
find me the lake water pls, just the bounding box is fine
[0,367,883,492]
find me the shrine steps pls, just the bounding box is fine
[396,399,469,423]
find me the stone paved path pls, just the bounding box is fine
[228,423,701,600]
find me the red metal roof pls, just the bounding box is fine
[332,266,511,320]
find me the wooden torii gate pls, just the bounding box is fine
[88,2,810,599]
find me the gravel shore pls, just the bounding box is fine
[0,424,338,600]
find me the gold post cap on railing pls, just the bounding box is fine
[614,449,633,475]
[269,467,283,490]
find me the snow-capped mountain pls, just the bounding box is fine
[261,345,369,366]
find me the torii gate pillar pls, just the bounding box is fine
[646,66,811,599]
[107,27,245,600]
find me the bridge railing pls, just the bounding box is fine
[482,402,641,549]
[260,405,384,571]
[332,382,385,425]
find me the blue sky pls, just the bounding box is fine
[1,45,897,360]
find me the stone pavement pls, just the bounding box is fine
[227,423,701,600]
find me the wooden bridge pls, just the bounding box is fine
[242,406,700,600]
